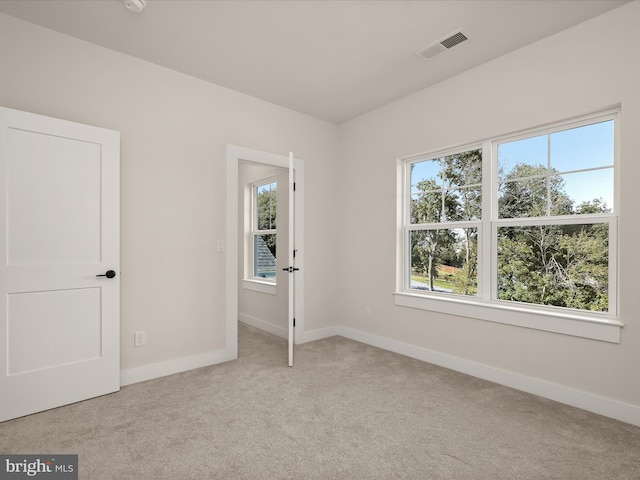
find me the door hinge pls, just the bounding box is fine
[293,318,296,327]
[293,182,296,191]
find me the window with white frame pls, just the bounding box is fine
[398,110,618,337]
[408,148,483,295]
[252,179,277,282]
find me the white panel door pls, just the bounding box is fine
[0,106,120,422]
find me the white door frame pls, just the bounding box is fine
[225,145,304,360]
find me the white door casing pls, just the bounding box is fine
[0,106,120,422]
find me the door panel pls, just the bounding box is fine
[0,106,120,422]
[7,128,102,265]
[8,288,102,375]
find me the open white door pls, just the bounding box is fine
[0,107,120,422]
[287,152,295,366]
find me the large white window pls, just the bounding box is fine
[396,110,621,342]
[251,179,277,282]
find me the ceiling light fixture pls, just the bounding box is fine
[123,0,147,13]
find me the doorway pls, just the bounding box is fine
[237,162,288,338]
[225,145,304,365]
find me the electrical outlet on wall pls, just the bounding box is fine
[134,331,146,347]
[364,307,372,318]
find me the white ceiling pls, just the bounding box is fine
[0,0,629,124]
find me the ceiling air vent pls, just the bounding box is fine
[415,30,469,61]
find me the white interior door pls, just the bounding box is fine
[287,152,295,367]
[0,106,120,422]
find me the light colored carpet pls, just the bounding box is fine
[1,323,639,479]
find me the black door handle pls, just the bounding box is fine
[96,270,116,279]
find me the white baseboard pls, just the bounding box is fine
[120,319,323,387]
[239,313,288,339]
[120,348,236,387]
[297,325,342,344]
[334,326,640,427]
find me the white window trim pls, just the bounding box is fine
[393,291,621,342]
[395,109,622,343]
[242,279,277,295]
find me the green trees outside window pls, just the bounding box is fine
[254,181,277,279]
[410,149,481,294]
[406,116,614,313]
[497,222,608,312]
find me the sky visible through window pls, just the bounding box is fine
[411,120,613,212]
[499,120,613,210]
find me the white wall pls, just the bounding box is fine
[238,162,289,337]
[0,13,340,376]
[337,0,640,415]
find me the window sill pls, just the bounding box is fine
[242,279,277,295]
[393,291,622,343]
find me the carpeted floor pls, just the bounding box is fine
[1,323,639,479]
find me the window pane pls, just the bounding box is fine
[254,234,276,279]
[411,191,444,224]
[498,134,548,180]
[497,224,608,312]
[411,148,482,224]
[411,159,441,191]
[498,176,548,218]
[257,182,276,230]
[449,187,482,221]
[409,228,477,296]
[556,169,613,214]
[498,120,615,219]
[550,120,613,172]
[442,149,482,189]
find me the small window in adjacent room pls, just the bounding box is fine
[396,109,621,342]
[252,179,277,282]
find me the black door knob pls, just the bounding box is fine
[96,270,116,278]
